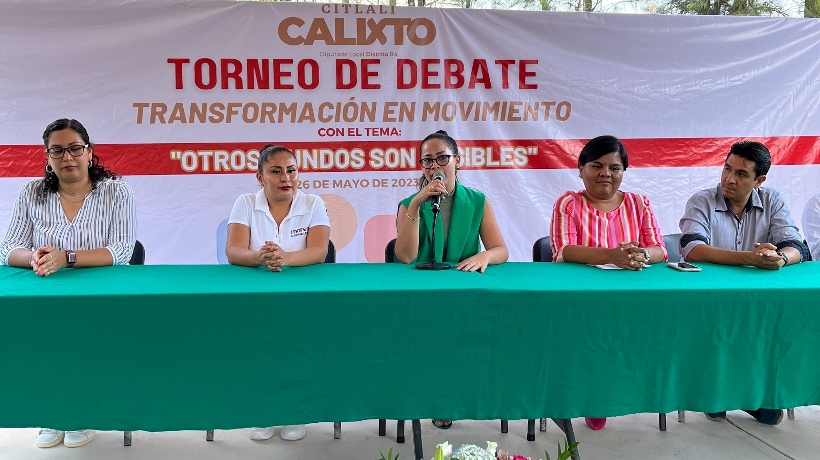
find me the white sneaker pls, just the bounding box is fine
[64,430,95,448]
[280,425,306,441]
[248,427,276,440]
[35,429,64,448]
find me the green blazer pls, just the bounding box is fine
[400,182,486,264]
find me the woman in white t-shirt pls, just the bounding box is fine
[226,144,330,441]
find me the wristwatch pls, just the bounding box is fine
[643,249,651,264]
[66,250,77,268]
[776,251,788,266]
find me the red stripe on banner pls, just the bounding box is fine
[1,136,818,178]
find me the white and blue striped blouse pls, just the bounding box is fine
[0,178,136,265]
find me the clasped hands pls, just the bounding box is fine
[30,246,64,277]
[614,242,650,271]
[257,241,289,272]
[752,242,785,270]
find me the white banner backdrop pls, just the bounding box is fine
[1,0,819,263]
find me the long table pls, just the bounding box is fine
[2,262,820,435]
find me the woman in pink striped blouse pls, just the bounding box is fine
[549,135,667,431]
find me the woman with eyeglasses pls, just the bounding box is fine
[396,130,508,272]
[0,118,136,447]
[395,130,508,429]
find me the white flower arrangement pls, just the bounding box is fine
[432,441,496,460]
[428,439,578,460]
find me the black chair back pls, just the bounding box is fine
[325,240,336,264]
[129,240,145,265]
[664,233,682,263]
[532,236,553,262]
[385,238,397,263]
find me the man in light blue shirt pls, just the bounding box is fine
[679,140,808,426]
[680,141,807,270]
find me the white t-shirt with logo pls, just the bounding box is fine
[228,189,330,252]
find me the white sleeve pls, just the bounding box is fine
[228,194,252,227]
[106,180,138,265]
[308,195,331,229]
[802,193,820,262]
[0,182,36,265]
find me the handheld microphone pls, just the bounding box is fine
[415,170,451,271]
[431,171,445,212]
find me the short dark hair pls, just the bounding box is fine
[578,135,628,170]
[727,141,770,178]
[257,144,295,174]
[37,118,117,202]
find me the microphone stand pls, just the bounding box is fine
[416,199,451,271]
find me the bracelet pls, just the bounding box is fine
[777,251,789,266]
[405,213,420,222]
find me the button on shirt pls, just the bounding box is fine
[228,189,330,252]
[679,185,803,259]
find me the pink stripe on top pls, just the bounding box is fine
[549,190,667,262]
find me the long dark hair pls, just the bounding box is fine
[418,129,459,190]
[36,118,118,202]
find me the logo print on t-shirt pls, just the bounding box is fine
[291,227,308,237]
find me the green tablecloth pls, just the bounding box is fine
[1,262,819,431]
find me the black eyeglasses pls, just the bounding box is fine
[419,154,455,169]
[46,144,88,159]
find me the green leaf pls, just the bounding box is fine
[544,448,552,460]
[557,441,580,460]
[556,441,567,460]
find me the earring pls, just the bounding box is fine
[45,164,53,173]
[88,160,93,168]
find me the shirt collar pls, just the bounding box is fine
[254,189,308,218]
[254,189,268,212]
[714,184,763,214]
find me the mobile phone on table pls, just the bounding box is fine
[667,261,701,272]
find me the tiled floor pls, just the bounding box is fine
[2,409,819,459]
